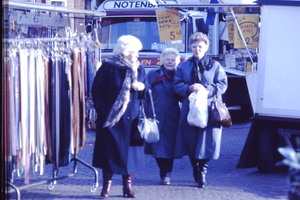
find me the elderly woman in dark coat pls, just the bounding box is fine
[91,35,147,198]
[144,48,181,185]
[173,32,228,188]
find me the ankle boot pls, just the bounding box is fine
[197,159,209,188]
[190,158,199,183]
[122,174,136,198]
[100,171,113,198]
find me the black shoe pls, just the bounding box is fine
[193,165,199,182]
[197,159,209,188]
[161,177,170,185]
[198,175,206,188]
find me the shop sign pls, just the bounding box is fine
[233,14,259,49]
[104,0,157,9]
[103,0,178,10]
[156,8,182,42]
[9,11,69,27]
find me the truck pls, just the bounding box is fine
[95,0,256,117]
[235,0,300,173]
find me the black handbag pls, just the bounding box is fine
[137,89,160,143]
[210,96,232,127]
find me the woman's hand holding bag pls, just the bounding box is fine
[187,87,209,128]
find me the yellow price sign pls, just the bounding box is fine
[156,9,182,42]
[234,14,259,49]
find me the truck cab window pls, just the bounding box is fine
[99,17,186,53]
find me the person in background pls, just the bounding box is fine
[144,48,182,185]
[173,32,228,188]
[91,35,147,198]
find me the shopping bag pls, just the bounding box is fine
[137,90,160,143]
[210,97,232,127]
[187,88,209,128]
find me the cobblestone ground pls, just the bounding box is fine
[6,112,291,200]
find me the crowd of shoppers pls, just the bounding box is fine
[91,32,228,198]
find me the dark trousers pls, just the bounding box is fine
[155,158,174,178]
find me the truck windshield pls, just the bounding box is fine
[99,17,186,53]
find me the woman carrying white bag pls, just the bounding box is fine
[187,87,209,128]
[173,32,228,188]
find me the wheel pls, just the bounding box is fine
[257,126,277,173]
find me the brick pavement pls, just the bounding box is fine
[6,114,290,200]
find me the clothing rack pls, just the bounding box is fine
[5,36,100,199]
[4,29,99,200]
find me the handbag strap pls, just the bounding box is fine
[139,102,146,117]
[148,89,156,118]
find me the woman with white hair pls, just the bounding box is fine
[144,48,182,185]
[91,35,146,198]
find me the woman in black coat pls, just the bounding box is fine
[91,35,147,198]
[144,48,181,185]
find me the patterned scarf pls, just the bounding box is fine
[151,65,175,88]
[103,54,139,128]
[192,56,204,84]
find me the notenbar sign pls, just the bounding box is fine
[103,0,178,10]
[104,1,157,9]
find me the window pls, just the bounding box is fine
[100,17,186,53]
[51,0,66,7]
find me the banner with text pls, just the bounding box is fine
[233,14,259,49]
[156,9,182,42]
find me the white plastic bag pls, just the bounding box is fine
[187,88,209,128]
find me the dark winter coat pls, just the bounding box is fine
[144,66,182,158]
[91,61,147,175]
[173,56,228,160]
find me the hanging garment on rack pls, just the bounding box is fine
[35,50,47,174]
[19,49,30,184]
[54,56,61,170]
[5,36,89,184]
[4,55,13,183]
[28,49,38,178]
[59,56,72,167]
[67,55,74,157]
[49,55,59,170]
[4,55,11,162]
[12,51,21,156]
[44,55,53,165]
[6,54,15,161]
[71,49,81,156]
[79,50,86,149]
[28,49,36,157]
